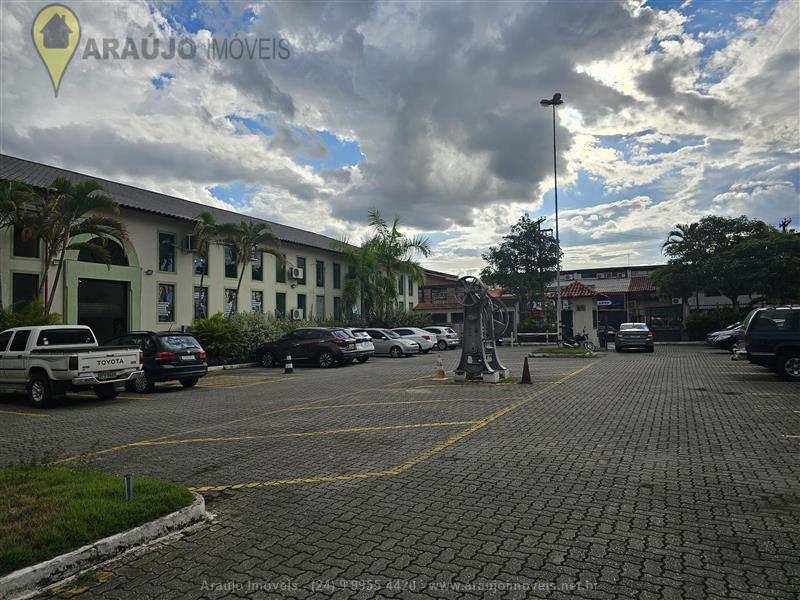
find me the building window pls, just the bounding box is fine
[276,292,286,318]
[408,276,413,296]
[77,237,128,266]
[315,295,325,319]
[12,272,38,309]
[158,232,176,272]
[333,296,341,319]
[251,290,263,313]
[296,257,306,285]
[12,225,39,258]
[333,263,341,289]
[431,288,448,304]
[224,245,237,278]
[252,251,263,281]
[451,312,464,324]
[224,289,237,317]
[193,286,208,320]
[193,245,209,276]
[297,294,306,318]
[398,276,404,295]
[315,260,325,287]
[432,313,448,324]
[276,254,286,283]
[409,301,413,310]
[157,283,175,322]
[418,288,425,303]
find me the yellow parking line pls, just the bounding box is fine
[785,435,800,439]
[191,469,397,493]
[0,409,49,418]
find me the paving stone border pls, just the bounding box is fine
[0,493,207,600]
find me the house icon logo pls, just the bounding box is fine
[31,4,81,97]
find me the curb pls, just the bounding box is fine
[528,353,597,358]
[0,493,207,600]
[207,362,258,372]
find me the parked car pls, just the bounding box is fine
[102,331,208,393]
[614,323,654,352]
[391,327,435,353]
[706,322,741,345]
[424,326,460,350]
[0,325,142,407]
[710,326,741,352]
[355,328,420,358]
[741,306,800,381]
[343,328,375,363]
[256,327,358,368]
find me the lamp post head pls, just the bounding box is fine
[540,92,564,107]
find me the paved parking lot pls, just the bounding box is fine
[1,345,798,599]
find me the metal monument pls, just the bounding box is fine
[453,276,510,382]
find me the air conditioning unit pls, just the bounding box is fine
[290,308,303,320]
[289,267,304,280]
[672,297,682,305]
[596,273,606,279]
[183,234,197,252]
[616,273,626,278]
[562,274,574,281]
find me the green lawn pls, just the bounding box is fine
[0,464,193,575]
[529,346,593,355]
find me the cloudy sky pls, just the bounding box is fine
[1,0,798,273]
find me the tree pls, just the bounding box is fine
[725,229,800,304]
[480,214,560,318]
[216,220,280,315]
[650,263,697,320]
[21,178,127,315]
[0,180,34,309]
[192,211,218,317]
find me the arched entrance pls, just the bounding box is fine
[63,236,141,342]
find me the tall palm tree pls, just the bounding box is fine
[23,178,128,314]
[662,223,700,261]
[217,220,280,315]
[331,236,385,319]
[192,211,218,316]
[0,180,35,309]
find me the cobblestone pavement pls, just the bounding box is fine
[1,345,798,599]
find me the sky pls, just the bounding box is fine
[1,0,798,274]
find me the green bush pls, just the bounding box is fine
[0,300,60,331]
[518,317,552,333]
[684,307,745,341]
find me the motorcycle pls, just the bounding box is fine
[563,331,596,352]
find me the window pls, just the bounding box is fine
[297,294,306,317]
[193,245,209,276]
[224,289,237,316]
[431,313,448,324]
[276,254,286,283]
[78,237,128,266]
[193,286,208,320]
[252,251,263,281]
[333,263,341,289]
[158,232,176,272]
[276,292,286,318]
[315,295,325,319]
[252,290,263,313]
[297,257,306,285]
[10,329,31,352]
[157,283,175,322]
[333,297,341,319]
[315,260,325,287]
[224,245,237,278]
[408,276,413,296]
[451,312,464,323]
[12,273,38,310]
[431,288,448,304]
[0,331,14,351]
[398,276,404,295]
[13,225,39,258]
[418,288,424,303]
[409,301,413,310]
[36,328,95,346]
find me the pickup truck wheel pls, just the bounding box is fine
[180,377,199,388]
[95,384,119,400]
[28,373,53,409]
[777,352,800,381]
[133,373,155,393]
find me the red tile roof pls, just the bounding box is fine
[629,276,656,292]
[554,281,606,298]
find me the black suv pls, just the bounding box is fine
[741,306,800,381]
[256,327,358,368]
[102,332,208,392]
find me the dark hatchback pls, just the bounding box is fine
[614,322,655,352]
[741,306,800,381]
[256,327,358,368]
[102,332,208,393]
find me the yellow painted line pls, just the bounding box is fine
[785,435,800,439]
[0,409,49,418]
[192,362,597,492]
[108,421,480,449]
[284,397,517,412]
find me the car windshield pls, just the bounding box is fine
[620,323,648,330]
[160,335,201,349]
[385,330,400,339]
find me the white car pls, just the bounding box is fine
[392,327,435,353]
[424,326,460,350]
[356,329,420,358]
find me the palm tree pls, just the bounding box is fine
[23,178,128,314]
[192,211,218,317]
[331,236,385,319]
[0,180,35,309]
[217,220,280,315]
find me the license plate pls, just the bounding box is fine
[98,371,119,380]
[180,355,195,362]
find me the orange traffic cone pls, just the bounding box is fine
[520,356,532,384]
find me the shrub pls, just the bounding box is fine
[0,301,60,331]
[518,317,552,333]
[684,307,745,341]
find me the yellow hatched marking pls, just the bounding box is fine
[0,409,49,418]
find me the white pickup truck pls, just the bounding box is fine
[0,325,143,408]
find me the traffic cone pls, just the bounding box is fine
[284,354,294,374]
[433,355,447,380]
[520,356,532,384]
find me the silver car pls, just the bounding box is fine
[343,328,375,363]
[424,326,460,351]
[356,328,420,358]
[392,327,435,353]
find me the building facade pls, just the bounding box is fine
[0,155,418,341]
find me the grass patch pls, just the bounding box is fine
[0,464,193,576]
[529,346,592,355]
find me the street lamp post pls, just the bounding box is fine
[540,92,564,344]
